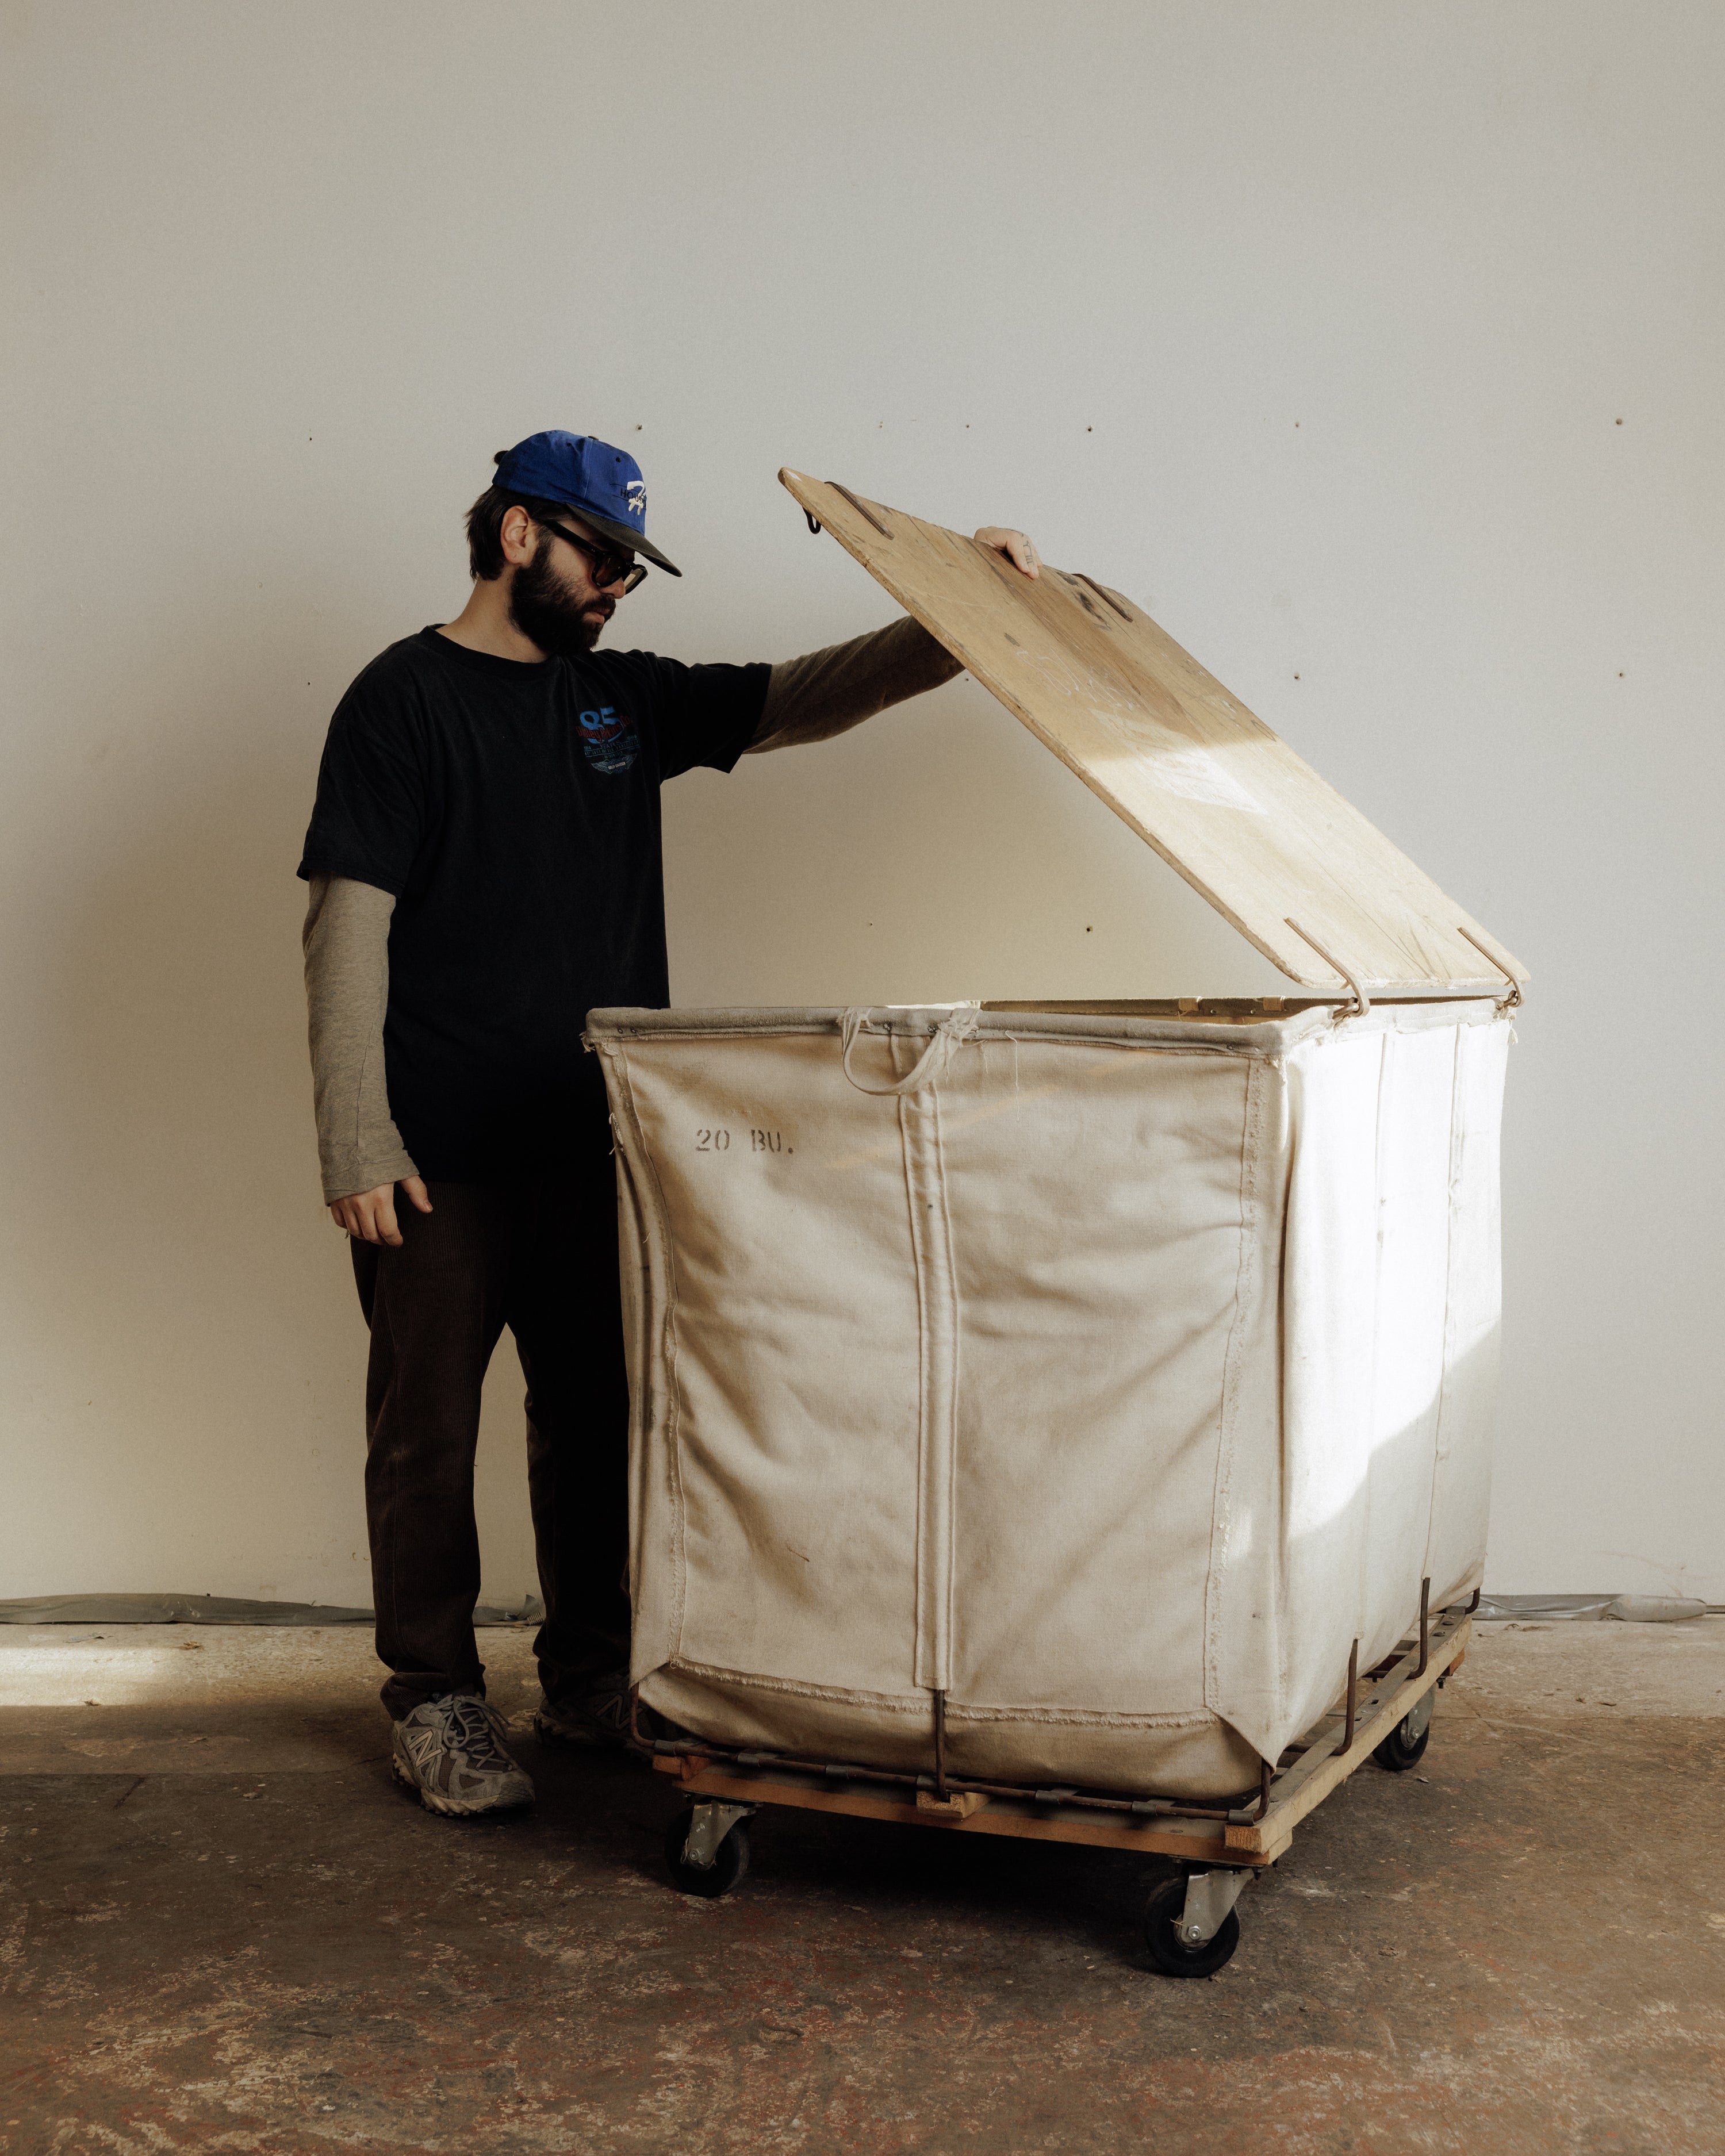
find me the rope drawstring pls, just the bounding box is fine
[838,1008,981,1096]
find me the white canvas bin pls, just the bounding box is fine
[587,474,1525,1802]
[588,997,1510,1798]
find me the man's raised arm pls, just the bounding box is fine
[748,525,1040,754]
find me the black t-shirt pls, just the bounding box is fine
[297,626,769,1180]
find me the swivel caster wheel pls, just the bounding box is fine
[1373,1687,1433,1772]
[1143,1873,1243,1978]
[664,1804,752,1898]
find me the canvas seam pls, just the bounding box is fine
[610,1138,652,1624]
[661,1657,1221,1733]
[946,1702,1224,1733]
[610,1048,691,1664]
[1422,1024,1467,1579]
[899,1083,959,1696]
[664,1657,937,1717]
[608,1025,1292,1061]
[896,1089,927,1689]
[1205,1056,1266,1717]
[930,1085,960,1691]
[1361,1030,1391,1645]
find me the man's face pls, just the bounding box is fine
[507,512,635,659]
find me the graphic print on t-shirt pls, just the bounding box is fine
[579,704,638,774]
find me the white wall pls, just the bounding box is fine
[3,2,1719,1607]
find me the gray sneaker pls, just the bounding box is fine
[392,1692,534,1817]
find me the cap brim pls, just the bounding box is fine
[564,502,681,578]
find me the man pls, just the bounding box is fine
[299,431,1040,1817]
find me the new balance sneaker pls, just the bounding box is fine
[392,1692,534,1816]
[534,1671,632,1751]
[534,1673,693,1752]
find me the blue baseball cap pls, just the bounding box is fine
[492,429,681,577]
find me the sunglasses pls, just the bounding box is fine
[541,521,648,596]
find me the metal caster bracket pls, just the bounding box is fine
[1176,1868,1252,1947]
[1400,1689,1434,1744]
[680,1800,756,1870]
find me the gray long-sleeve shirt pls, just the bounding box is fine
[305,617,963,1202]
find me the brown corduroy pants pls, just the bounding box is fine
[350,1175,631,1720]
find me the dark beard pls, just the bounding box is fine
[508,538,610,657]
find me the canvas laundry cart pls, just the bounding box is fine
[585,471,1525,1976]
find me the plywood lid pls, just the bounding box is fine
[780,470,1527,996]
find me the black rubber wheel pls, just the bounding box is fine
[663,1809,751,1898]
[1373,1708,1432,1772]
[1143,1875,1241,1978]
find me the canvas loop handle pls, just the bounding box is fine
[839,1008,980,1096]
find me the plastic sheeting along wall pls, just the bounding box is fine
[2,3,1720,1608]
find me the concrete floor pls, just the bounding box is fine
[2,1621,1723,2154]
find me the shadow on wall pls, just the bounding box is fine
[9,591,522,1601]
[13,636,378,1597]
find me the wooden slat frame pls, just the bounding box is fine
[649,1611,1470,1873]
[781,469,1527,996]
[1226,1610,1470,1855]
[654,1754,1254,1866]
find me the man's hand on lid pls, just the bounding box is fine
[973,527,1041,578]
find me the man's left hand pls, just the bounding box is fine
[975,527,1041,578]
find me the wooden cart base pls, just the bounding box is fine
[647,1601,1472,1972]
